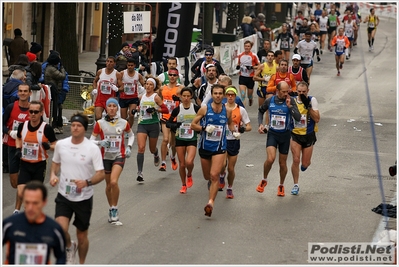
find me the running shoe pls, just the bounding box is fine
[219,172,226,189]
[204,203,213,217]
[371,45,374,51]
[320,49,323,55]
[317,56,321,62]
[154,155,160,167]
[226,188,234,199]
[180,185,187,194]
[346,56,349,60]
[339,63,343,69]
[291,185,300,195]
[110,208,119,222]
[337,71,340,76]
[186,175,193,188]
[108,209,112,223]
[137,173,144,182]
[159,163,166,171]
[256,180,267,193]
[66,240,78,264]
[171,157,178,170]
[369,46,372,52]
[54,127,61,134]
[277,185,285,197]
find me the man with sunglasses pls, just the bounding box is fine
[15,100,57,213]
[157,57,183,86]
[3,83,31,214]
[191,48,224,84]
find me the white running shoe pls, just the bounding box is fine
[110,208,119,222]
[66,240,78,264]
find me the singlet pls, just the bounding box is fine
[288,66,304,85]
[175,103,198,142]
[161,84,180,120]
[368,15,376,29]
[93,118,130,160]
[296,40,318,64]
[294,16,304,31]
[199,103,227,152]
[138,93,160,125]
[159,71,182,86]
[292,96,318,135]
[328,14,338,28]
[3,101,30,147]
[268,95,291,133]
[237,51,260,77]
[273,72,294,91]
[120,70,139,99]
[20,121,49,163]
[319,16,328,32]
[333,36,348,53]
[225,104,250,141]
[344,20,355,38]
[278,32,292,50]
[97,68,118,101]
[259,62,278,88]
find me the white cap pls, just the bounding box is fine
[292,54,301,60]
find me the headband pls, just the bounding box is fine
[70,115,88,131]
[147,78,156,87]
[106,98,119,107]
[225,87,237,95]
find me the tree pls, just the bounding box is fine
[107,3,123,58]
[54,3,79,75]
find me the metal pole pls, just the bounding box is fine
[95,3,108,71]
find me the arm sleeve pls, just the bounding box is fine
[54,225,67,264]
[290,98,301,121]
[258,98,270,125]
[16,122,23,138]
[302,69,309,84]
[44,125,57,142]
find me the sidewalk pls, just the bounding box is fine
[78,51,100,74]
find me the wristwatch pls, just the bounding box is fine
[86,179,93,187]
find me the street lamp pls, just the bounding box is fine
[95,3,108,71]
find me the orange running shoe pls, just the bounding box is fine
[186,175,193,188]
[256,180,267,193]
[159,163,166,171]
[171,157,178,170]
[180,185,187,194]
[277,185,285,197]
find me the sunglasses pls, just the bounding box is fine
[29,110,41,114]
[205,54,213,56]
[168,73,178,77]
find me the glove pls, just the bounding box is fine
[263,125,269,134]
[246,65,253,70]
[300,94,310,109]
[171,122,182,132]
[9,130,17,139]
[172,95,180,101]
[125,147,131,158]
[15,148,22,159]
[239,126,246,133]
[131,109,137,115]
[146,107,155,114]
[264,75,271,82]
[42,142,51,150]
[99,140,111,148]
[233,132,241,139]
[205,125,215,134]
[92,89,98,95]
[111,84,119,92]
[236,65,240,70]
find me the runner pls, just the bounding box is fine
[166,87,200,194]
[190,84,234,217]
[331,27,350,76]
[290,81,320,195]
[90,97,134,225]
[318,10,329,54]
[288,54,309,86]
[294,31,318,84]
[253,50,278,107]
[275,23,294,60]
[363,8,380,51]
[344,13,357,59]
[136,76,169,182]
[327,8,340,52]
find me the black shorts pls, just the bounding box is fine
[137,123,160,138]
[8,146,21,174]
[103,158,125,174]
[198,148,226,160]
[367,27,376,34]
[291,131,317,148]
[266,130,291,155]
[119,98,139,108]
[320,30,327,35]
[18,160,47,185]
[300,61,313,69]
[55,193,93,232]
[239,76,255,89]
[227,139,240,156]
[328,27,337,34]
[175,139,198,147]
[257,86,267,98]
[295,29,300,36]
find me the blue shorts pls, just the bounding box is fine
[334,51,345,56]
[227,139,240,156]
[266,130,291,155]
[257,86,267,98]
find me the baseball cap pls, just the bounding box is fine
[292,54,301,60]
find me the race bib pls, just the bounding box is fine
[163,100,176,113]
[281,40,289,49]
[368,22,375,28]
[12,120,22,131]
[205,124,224,141]
[15,242,47,264]
[330,20,337,27]
[270,114,286,130]
[124,83,136,95]
[22,142,39,161]
[294,114,307,128]
[178,123,194,139]
[104,134,122,153]
[100,81,112,95]
[140,104,153,120]
[345,28,353,36]
[65,179,82,196]
[336,43,344,52]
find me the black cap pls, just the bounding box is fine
[30,42,42,54]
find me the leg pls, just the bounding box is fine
[278,153,289,185]
[160,123,170,162]
[306,66,313,82]
[55,216,72,247]
[263,146,277,178]
[301,145,314,170]
[106,165,123,206]
[136,133,147,173]
[208,153,226,205]
[239,84,247,102]
[290,139,302,184]
[176,146,187,185]
[95,106,104,121]
[335,55,340,72]
[76,229,89,264]
[258,96,266,108]
[226,154,238,187]
[128,103,137,127]
[169,131,177,158]
[185,146,196,177]
[120,107,128,121]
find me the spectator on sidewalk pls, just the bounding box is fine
[26,42,42,63]
[8,28,29,66]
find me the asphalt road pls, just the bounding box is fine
[2,17,396,265]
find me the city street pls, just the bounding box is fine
[2,15,396,265]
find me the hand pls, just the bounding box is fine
[125,147,131,158]
[50,175,59,187]
[146,107,155,114]
[172,95,180,101]
[233,132,241,139]
[9,130,17,139]
[111,84,119,92]
[258,125,265,134]
[42,142,51,150]
[239,126,246,133]
[74,179,87,189]
[99,140,111,148]
[300,94,310,109]
[286,95,291,107]
[264,75,270,82]
[15,148,22,159]
[205,125,215,134]
[263,125,269,134]
[236,65,240,70]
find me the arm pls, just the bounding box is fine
[44,125,57,150]
[287,97,301,121]
[138,73,145,86]
[190,105,207,132]
[93,69,102,89]
[253,63,265,82]
[257,97,270,133]
[201,91,212,107]
[266,74,277,93]
[115,71,123,90]
[49,161,61,187]
[154,95,169,114]
[309,97,320,123]
[363,15,369,23]
[2,104,13,135]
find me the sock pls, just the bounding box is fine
[137,153,144,173]
[294,184,299,187]
[263,178,268,182]
[228,185,232,189]
[161,161,166,165]
[301,165,307,171]
[153,148,159,157]
[170,155,175,160]
[111,206,117,210]
[372,38,374,45]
